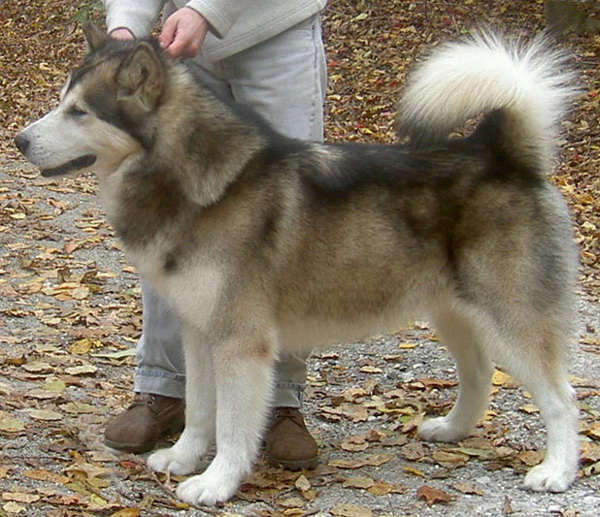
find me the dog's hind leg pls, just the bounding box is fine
[521,372,579,492]
[176,328,277,506]
[490,323,579,492]
[148,324,216,476]
[419,307,495,442]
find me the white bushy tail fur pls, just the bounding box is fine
[398,32,576,172]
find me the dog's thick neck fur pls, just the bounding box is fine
[79,26,276,248]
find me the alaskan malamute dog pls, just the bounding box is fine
[16,23,580,505]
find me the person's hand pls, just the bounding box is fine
[110,28,135,41]
[159,7,208,58]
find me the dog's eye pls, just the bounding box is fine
[67,106,88,117]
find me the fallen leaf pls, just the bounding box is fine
[0,414,26,433]
[59,402,97,414]
[492,370,519,388]
[340,435,369,452]
[516,450,543,467]
[109,509,140,517]
[64,364,98,376]
[330,503,373,517]
[400,466,426,478]
[2,501,26,514]
[451,482,484,495]
[23,470,70,483]
[503,495,514,514]
[22,361,54,374]
[416,485,453,506]
[277,496,304,509]
[432,449,469,466]
[294,474,311,492]
[28,409,63,421]
[1,493,40,503]
[342,476,375,489]
[401,442,426,461]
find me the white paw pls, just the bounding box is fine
[147,447,201,476]
[524,462,576,493]
[418,416,470,442]
[176,471,239,506]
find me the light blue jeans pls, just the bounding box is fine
[134,14,327,408]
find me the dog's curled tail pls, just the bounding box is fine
[398,32,576,173]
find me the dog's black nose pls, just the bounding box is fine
[14,134,30,156]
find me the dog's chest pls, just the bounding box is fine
[127,244,223,328]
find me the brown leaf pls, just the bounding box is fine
[516,450,544,467]
[503,495,514,514]
[340,435,369,452]
[1,492,41,503]
[432,450,469,466]
[401,442,426,461]
[451,482,484,495]
[416,485,454,506]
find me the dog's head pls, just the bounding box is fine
[15,23,167,178]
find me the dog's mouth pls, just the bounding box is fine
[41,154,97,177]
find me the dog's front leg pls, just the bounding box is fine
[147,324,216,475]
[176,331,276,506]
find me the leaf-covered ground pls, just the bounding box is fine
[1,1,599,516]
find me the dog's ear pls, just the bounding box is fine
[83,22,108,51]
[116,42,164,114]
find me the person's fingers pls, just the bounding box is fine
[164,35,188,58]
[159,14,178,50]
[160,8,208,58]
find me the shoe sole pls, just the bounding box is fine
[265,453,319,471]
[103,438,156,454]
[103,421,184,454]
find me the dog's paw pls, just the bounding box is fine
[176,472,239,506]
[147,447,200,476]
[524,463,576,493]
[418,416,469,442]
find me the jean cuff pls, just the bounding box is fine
[134,367,186,399]
[273,381,305,408]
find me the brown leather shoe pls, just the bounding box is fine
[104,393,185,453]
[264,407,318,470]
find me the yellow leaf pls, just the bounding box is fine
[519,404,539,414]
[400,466,426,478]
[109,510,140,517]
[492,369,519,388]
[69,338,93,355]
